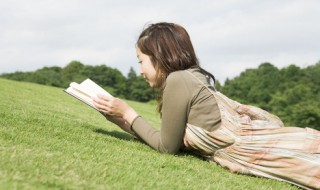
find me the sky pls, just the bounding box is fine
[1,0,319,83]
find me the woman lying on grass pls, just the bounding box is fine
[93,22,320,189]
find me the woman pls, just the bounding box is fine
[93,22,320,189]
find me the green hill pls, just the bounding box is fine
[0,78,298,189]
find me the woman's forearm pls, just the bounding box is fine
[104,115,135,135]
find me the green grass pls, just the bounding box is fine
[0,78,299,190]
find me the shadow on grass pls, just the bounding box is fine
[94,128,134,141]
[94,128,206,161]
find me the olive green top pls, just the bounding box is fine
[131,68,221,154]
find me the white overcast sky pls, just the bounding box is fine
[1,0,319,83]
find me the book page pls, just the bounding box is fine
[79,79,113,98]
[66,86,94,106]
[64,78,113,110]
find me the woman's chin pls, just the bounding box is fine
[145,79,155,88]
[148,82,155,88]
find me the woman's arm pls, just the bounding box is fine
[92,72,191,154]
[131,72,191,154]
[92,95,139,135]
[103,115,135,135]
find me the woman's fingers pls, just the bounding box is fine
[92,99,104,109]
[97,94,112,101]
[92,95,118,115]
[93,101,114,115]
[92,96,106,105]
[92,94,129,118]
[92,97,107,110]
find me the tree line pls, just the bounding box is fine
[1,60,319,130]
[220,61,320,130]
[1,61,154,102]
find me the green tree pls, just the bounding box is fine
[126,67,154,102]
[221,61,320,130]
[129,76,154,102]
[214,80,222,91]
[221,62,280,109]
[126,67,137,100]
[33,66,63,86]
[61,61,86,86]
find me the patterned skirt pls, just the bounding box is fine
[183,92,320,190]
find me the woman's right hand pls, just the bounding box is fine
[92,94,139,125]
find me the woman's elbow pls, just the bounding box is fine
[158,144,180,154]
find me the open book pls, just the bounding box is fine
[64,79,113,114]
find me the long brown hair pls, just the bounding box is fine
[136,22,215,112]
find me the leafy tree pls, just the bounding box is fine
[214,80,222,91]
[1,67,63,86]
[127,67,138,80]
[222,62,280,109]
[304,62,320,93]
[1,71,34,82]
[61,61,86,86]
[221,61,320,130]
[129,76,154,102]
[126,67,137,100]
[125,67,154,102]
[33,66,63,86]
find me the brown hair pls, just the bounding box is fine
[136,22,215,112]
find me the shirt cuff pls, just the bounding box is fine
[130,115,141,132]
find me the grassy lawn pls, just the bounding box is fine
[0,78,299,190]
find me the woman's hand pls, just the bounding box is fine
[92,94,127,117]
[92,94,139,124]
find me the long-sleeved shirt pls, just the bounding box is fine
[131,68,221,154]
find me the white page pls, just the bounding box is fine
[79,79,113,98]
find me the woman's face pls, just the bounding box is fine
[136,47,157,88]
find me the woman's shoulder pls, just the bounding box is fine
[167,69,188,80]
[166,70,197,91]
[167,68,197,83]
[167,68,207,86]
